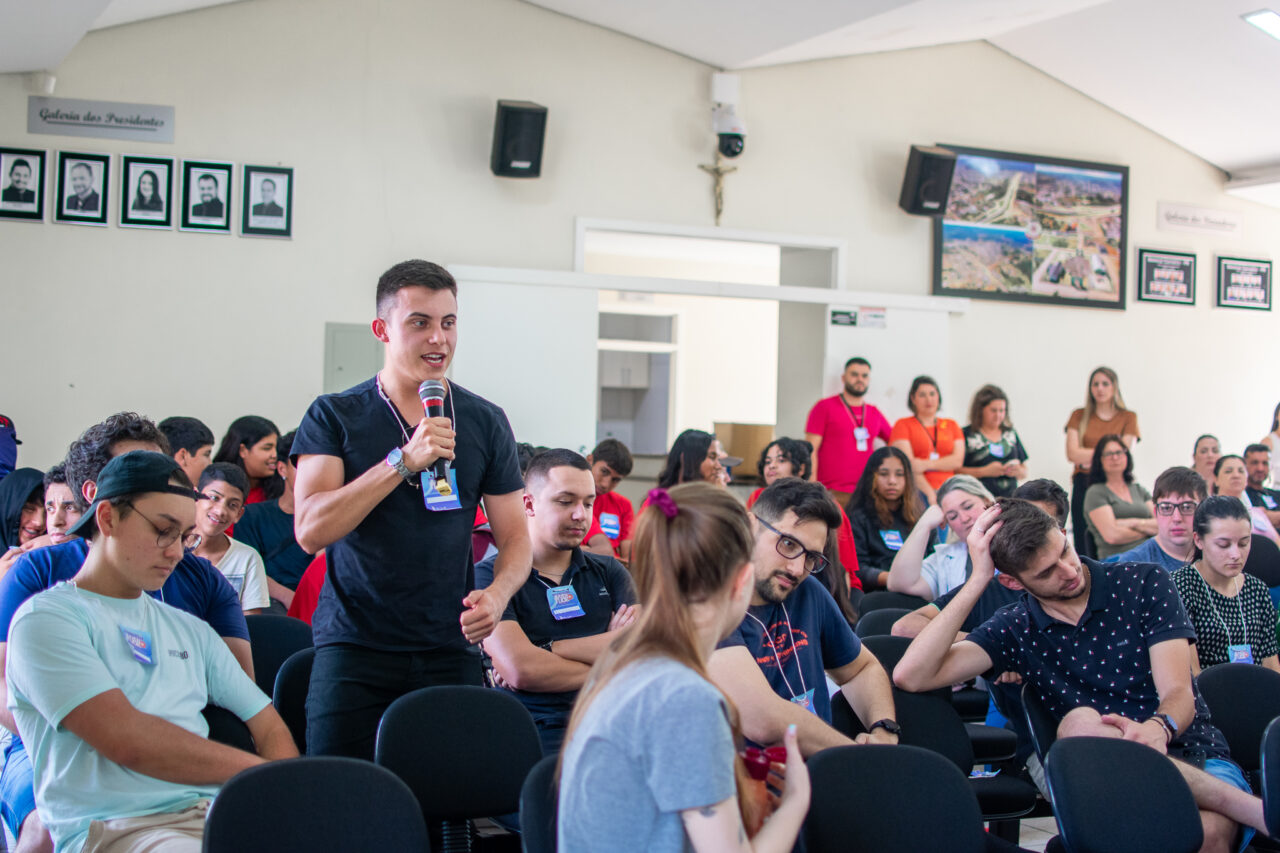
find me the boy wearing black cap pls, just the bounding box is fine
[5,452,296,853]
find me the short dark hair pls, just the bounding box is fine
[1214,454,1244,477]
[65,413,169,512]
[1012,479,1068,526]
[1193,434,1218,453]
[757,437,814,482]
[1152,466,1208,502]
[906,375,941,415]
[9,159,29,175]
[844,357,870,371]
[989,498,1060,578]
[70,162,91,177]
[590,439,633,477]
[158,417,215,456]
[376,259,457,317]
[277,430,297,465]
[198,174,216,185]
[1087,434,1133,484]
[1245,443,1271,459]
[198,462,250,498]
[261,178,276,190]
[753,478,840,532]
[43,462,68,490]
[524,449,591,490]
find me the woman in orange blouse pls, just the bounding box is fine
[890,375,964,506]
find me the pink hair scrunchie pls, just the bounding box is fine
[647,488,679,520]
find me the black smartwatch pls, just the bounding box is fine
[868,719,901,736]
[1148,712,1178,744]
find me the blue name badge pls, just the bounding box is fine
[879,529,904,551]
[424,468,463,512]
[790,688,817,715]
[599,512,621,540]
[1229,644,1255,664]
[119,626,155,665]
[546,585,586,621]
[1265,494,1278,510]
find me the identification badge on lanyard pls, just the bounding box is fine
[790,688,817,715]
[424,468,463,512]
[120,626,155,665]
[988,442,1005,459]
[854,426,870,452]
[1265,494,1278,510]
[599,512,621,540]
[929,451,940,461]
[1229,644,1255,664]
[879,529,904,550]
[547,585,586,620]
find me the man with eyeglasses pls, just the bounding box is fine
[6,451,296,853]
[709,478,898,756]
[1107,467,1206,572]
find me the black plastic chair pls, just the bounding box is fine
[273,646,315,754]
[203,756,428,852]
[805,744,985,853]
[1021,682,1060,766]
[854,607,909,638]
[1198,662,1280,790]
[859,590,930,614]
[376,686,542,826]
[1045,736,1202,853]
[202,704,254,752]
[1261,717,1280,838]
[519,754,558,853]
[1246,534,1280,588]
[245,614,314,696]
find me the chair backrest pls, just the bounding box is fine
[245,614,314,696]
[203,756,427,853]
[1020,682,1060,764]
[858,634,950,701]
[202,704,254,752]
[858,590,930,614]
[831,686,973,771]
[854,607,909,638]
[519,754,558,853]
[1198,663,1280,773]
[1261,716,1280,837]
[1045,737,1202,853]
[272,646,316,755]
[375,685,542,823]
[1245,534,1280,588]
[805,744,984,853]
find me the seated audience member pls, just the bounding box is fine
[6,451,296,853]
[558,483,808,852]
[1217,454,1280,546]
[1083,434,1155,559]
[891,375,963,506]
[586,439,635,561]
[0,469,46,576]
[709,479,898,756]
[1107,467,1205,571]
[804,356,893,507]
[0,414,254,853]
[1173,496,1280,674]
[1064,367,1140,561]
[1245,444,1280,531]
[1192,434,1221,496]
[159,416,216,491]
[233,430,314,610]
[888,475,994,599]
[477,450,637,756]
[958,384,1028,498]
[895,499,1272,852]
[846,447,933,590]
[43,464,82,547]
[286,553,326,625]
[191,464,270,614]
[748,438,863,596]
[655,429,725,490]
[213,416,280,505]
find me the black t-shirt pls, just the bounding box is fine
[1247,486,1280,512]
[847,505,935,573]
[475,547,635,719]
[232,499,313,589]
[292,377,524,651]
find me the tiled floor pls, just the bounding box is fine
[1016,816,1059,852]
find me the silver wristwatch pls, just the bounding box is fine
[385,447,414,482]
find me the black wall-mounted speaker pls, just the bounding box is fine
[491,100,547,178]
[898,145,956,216]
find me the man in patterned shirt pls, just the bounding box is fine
[896,498,1272,852]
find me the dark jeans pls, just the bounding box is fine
[1070,472,1097,560]
[306,642,483,760]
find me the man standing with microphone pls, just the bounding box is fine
[292,259,530,760]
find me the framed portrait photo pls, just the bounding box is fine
[0,147,47,221]
[1136,249,1195,305]
[1216,256,1272,310]
[241,165,292,238]
[180,159,233,233]
[119,155,175,229]
[54,151,110,226]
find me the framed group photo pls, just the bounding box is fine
[54,151,110,226]
[0,147,46,221]
[1136,249,1195,305]
[1216,256,1272,310]
[119,155,174,229]
[241,165,293,238]
[180,159,233,233]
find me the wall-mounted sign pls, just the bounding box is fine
[830,310,857,326]
[1216,256,1271,310]
[829,308,887,329]
[1136,249,1195,305]
[1157,202,1241,237]
[28,96,174,144]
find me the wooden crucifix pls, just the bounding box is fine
[699,151,737,226]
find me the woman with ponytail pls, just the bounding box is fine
[559,483,810,852]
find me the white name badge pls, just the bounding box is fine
[854,426,870,452]
[988,442,1005,458]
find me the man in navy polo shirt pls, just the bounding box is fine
[710,478,899,756]
[896,499,1272,851]
[476,449,637,756]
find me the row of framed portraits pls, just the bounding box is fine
[1135,250,1271,310]
[0,146,292,238]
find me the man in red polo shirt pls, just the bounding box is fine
[805,357,892,506]
[586,439,635,561]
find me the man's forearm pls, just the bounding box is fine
[894,576,983,692]
[742,695,853,757]
[295,463,400,553]
[104,711,263,785]
[843,662,897,728]
[496,647,591,692]
[553,633,613,665]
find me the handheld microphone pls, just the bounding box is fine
[418,380,453,495]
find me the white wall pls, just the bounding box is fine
[2,1,1279,491]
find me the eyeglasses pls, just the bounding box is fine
[754,515,828,575]
[1155,501,1199,517]
[124,503,202,550]
[1101,449,1127,459]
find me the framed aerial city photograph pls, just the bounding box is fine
[180,159,233,233]
[932,144,1129,310]
[1216,256,1271,310]
[1136,249,1195,305]
[241,164,293,238]
[54,150,110,226]
[0,147,46,222]
[119,155,174,229]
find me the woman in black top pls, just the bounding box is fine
[845,446,933,589]
[958,384,1028,498]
